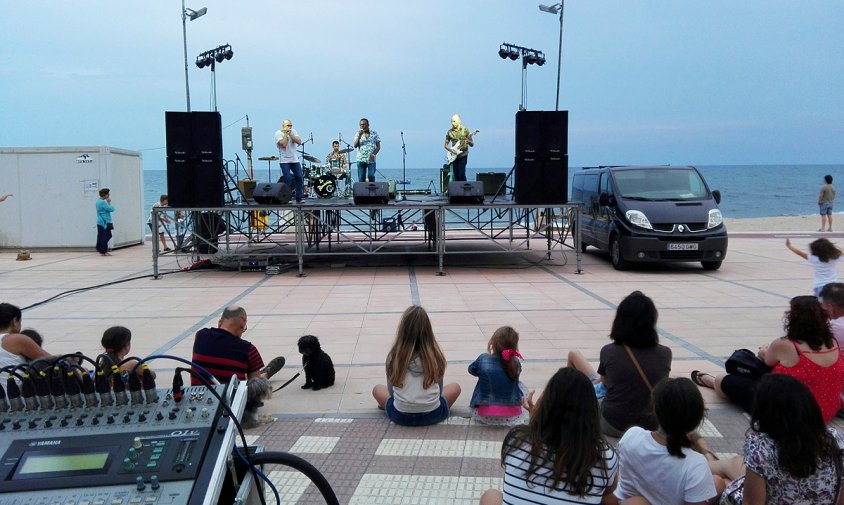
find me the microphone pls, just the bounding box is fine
[310,132,314,143]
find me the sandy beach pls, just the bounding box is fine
[725,213,842,233]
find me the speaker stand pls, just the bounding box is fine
[490,162,516,204]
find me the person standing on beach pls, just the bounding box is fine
[819,174,836,232]
[95,188,115,256]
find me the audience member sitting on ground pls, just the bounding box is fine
[567,290,672,437]
[19,328,43,348]
[615,377,720,505]
[99,326,155,380]
[468,326,528,426]
[1,303,54,378]
[191,306,286,385]
[820,282,844,345]
[479,367,619,505]
[714,374,844,505]
[692,295,844,423]
[372,305,461,426]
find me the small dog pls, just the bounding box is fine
[298,334,335,391]
[242,377,272,429]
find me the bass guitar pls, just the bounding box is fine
[446,129,479,164]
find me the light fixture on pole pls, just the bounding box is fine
[195,44,234,112]
[539,2,564,111]
[498,43,545,111]
[181,1,207,112]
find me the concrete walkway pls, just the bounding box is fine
[2,231,840,504]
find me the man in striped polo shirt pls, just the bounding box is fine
[191,306,285,385]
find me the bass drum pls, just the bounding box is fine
[313,174,337,198]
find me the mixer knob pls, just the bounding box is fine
[12,421,21,430]
[150,475,160,490]
[169,411,178,420]
[185,409,194,419]
[133,437,143,449]
[60,418,69,427]
[107,415,115,424]
[122,457,134,471]
[136,476,146,491]
[44,420,53,428]
[128,448,139,461]
[155,412,164,421]
[138,413,147,422]
[75,418,84,426]
[200,407,209,418]
[28,421,37,429]
[91,417,99,425]
[123,415,131,423]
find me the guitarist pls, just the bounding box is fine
[444,114,474,181]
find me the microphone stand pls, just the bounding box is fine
[400,132,407,201]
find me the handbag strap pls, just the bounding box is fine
[624,345,654,392]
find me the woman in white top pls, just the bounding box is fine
[480,367,619,505]
[0,303,51,380]
[615,377,720,505]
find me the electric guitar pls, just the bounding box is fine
[446,129,479,164]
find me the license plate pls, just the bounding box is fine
[668,243,699,251]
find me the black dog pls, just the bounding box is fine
[298,334,335,390]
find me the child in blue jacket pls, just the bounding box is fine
[468,326,527,426]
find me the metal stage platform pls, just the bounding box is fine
[151,194,582,277]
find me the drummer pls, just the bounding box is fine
[325,141,349,179]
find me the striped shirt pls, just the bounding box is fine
[502,442,618,504]
[191,327,264,385]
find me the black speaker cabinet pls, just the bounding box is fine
[448,181,484,204]
[252,183,292,204]
[475,172,507,196]
[193,158,225,207]
[515,110,568,156]
[166,111,224,207]
[514,154,568,205]
[194,211,225,254]
[353,182,389,205]
[166,157,194,207]
[191,112,223,158]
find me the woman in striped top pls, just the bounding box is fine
[480,367,619,504]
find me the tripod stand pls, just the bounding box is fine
[399,131,407,201]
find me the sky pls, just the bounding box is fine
[1,1,842,171]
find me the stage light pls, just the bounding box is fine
[224,48,233,60]
[215,52,225,63]
[499,46,509,59]
[498,42,546,110]
[508,50,519,60]
[181,1,207,112]
[538,2,565,110]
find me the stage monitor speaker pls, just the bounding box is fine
[515,110,568,156]
[514,154,569,205]
[448,181,484,204]
[353,182,389,205]
[475,172,507,196]
[252,183,292,204]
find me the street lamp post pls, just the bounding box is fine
[539,2,564,111]
[181,1,207,112]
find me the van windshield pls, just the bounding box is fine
[612,169,709,201]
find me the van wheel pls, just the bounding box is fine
[610,236,629,270]
[701,260,722,271]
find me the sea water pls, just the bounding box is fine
[143,164,842,225]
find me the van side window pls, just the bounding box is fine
[600,173,610,195]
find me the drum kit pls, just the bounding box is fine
[258,148,354,199]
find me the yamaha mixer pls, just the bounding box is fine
[0,367,246,505]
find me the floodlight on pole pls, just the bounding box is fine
[539,2,564,111]
[181,1,207,112]
[196,44,234,112]
[498,43,545,110]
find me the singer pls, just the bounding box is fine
[444,114,474,182]
[274,119,304,202]
[352,118,381,182]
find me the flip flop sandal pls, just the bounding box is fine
[690,370,715,389]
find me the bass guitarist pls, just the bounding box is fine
[444,114,475,182]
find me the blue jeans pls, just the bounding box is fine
[279,162,304,201]
[385,397,449,426]
[357,161,376,182]
[96,224,112,253]
[451,156,468,182]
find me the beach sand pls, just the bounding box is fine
[725,213,841,233]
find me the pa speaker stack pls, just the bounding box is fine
[514,111,569,205]
[166,111,225,207]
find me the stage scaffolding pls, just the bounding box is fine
[150,200,582,277]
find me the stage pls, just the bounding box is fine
[151,193,582,277]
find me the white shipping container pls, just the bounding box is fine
[0,146,145,249]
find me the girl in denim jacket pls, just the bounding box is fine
[469,326,528,426]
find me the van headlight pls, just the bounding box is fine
[707,209,723,229]
[625,210,653,230]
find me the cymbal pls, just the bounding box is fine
[258,156,278,161]
[338,147,354,154]
[303,154,321,163]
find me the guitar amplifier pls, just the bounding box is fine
[448,181,484,204]
[475,172,507,196]
[252,183,292,204]
[353,182,389,205]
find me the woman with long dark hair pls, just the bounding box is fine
[479,367,618,504]
[615,377,720,504]
[568,291,672,436]
[716,374,844,504]
[693,295,844,422]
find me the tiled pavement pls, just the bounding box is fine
[2,231,841,503]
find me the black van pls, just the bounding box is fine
[571,166,728,270]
